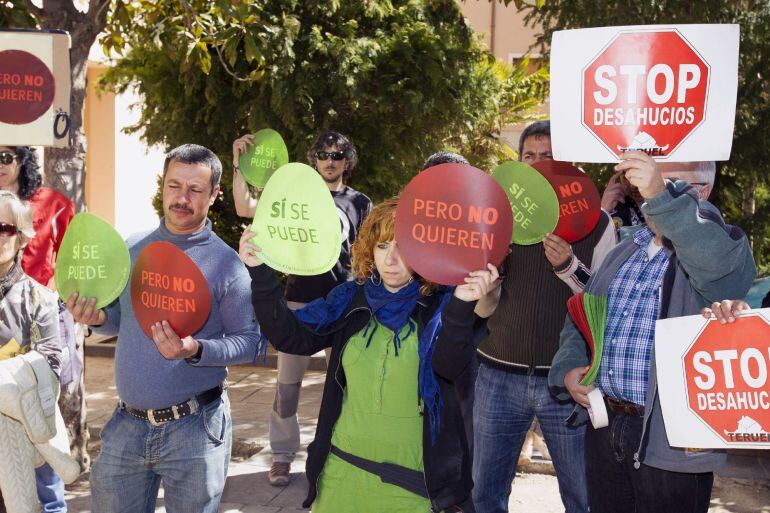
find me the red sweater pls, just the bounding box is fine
[22,188,75,286]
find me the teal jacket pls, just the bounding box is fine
[549,180,756,474]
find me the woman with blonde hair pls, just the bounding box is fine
[0,191,63,512]
[240,197,496,513]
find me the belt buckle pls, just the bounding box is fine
[147,409,167,426]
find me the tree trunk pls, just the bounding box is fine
[43,39,89,209]
[34,0,112,470]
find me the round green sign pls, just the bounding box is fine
[238,128,290,188]
[54,212,131,308]
[251,163,342,275]
[491,161,560,245]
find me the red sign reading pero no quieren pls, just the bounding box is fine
[130,242,211,339]
[533,160,601,243]
[0,50,56,125]
[395,164,512,285]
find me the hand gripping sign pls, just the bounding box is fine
[54,213,131,309]
[130,242,212,339]
[251,163,342,276]
[550,24,739,162]
[656,310,770,449]
[0,29,72,147]
[491,161,559,246]
[395,163,512,285]
[237,128,290,188]
[533,160,601,243]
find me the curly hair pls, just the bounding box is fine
[7,147,43,201]
[306,131,358,183]
[350,197,438,296]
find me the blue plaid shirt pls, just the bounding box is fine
[597,227,669,406]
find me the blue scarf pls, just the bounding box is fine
[294,277,451,444]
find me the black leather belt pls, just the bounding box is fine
[506,364,550,377]
[122,385,223,426]
[606,397,645,417]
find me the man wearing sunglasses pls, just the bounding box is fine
[0,145,75,513]
[233,130,372,486]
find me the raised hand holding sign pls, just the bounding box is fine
[394,163,512,285]
[250,163,342,275]
[237,128,290,188]
[55,213,131,309]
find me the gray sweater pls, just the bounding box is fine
[0,275,61,374]
[95,219,262,409]
[549,180,756,474]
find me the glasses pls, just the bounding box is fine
[0,152,16,166]
[315,151,346,161]
[0,223,18,237]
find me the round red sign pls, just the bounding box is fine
[533,160,601,243]
[582,30,709,159]
[395,163,512,285]
[130,242,212,339]
[0,50,56,125]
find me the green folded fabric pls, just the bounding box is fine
[580,293,607,386]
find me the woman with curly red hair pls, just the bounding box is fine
[240,197,496,513]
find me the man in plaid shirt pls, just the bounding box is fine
[549,150,756,513]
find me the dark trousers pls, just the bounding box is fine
[585,407,713,513]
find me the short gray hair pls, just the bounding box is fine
[0,190,35,246]
[694,161,717,186]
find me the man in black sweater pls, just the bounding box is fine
[472,121,616,513]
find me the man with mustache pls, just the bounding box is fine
[233,131,372,486]
[66,144,263,512]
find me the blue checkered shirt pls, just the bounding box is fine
[597,227,669,406]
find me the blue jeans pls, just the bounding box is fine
[90,393,232,513]
[36,463,66,512]
[472,364,588,513]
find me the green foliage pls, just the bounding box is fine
[100,0,548,249]
[0,2,36,28]
[520,0,770,274]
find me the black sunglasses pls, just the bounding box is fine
[0,222,18,236]
[315,150,346,161]
[0,152,16,165]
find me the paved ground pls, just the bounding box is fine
[62,352,770,512]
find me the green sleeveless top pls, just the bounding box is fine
[314,318,431,512]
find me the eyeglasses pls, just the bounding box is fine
[315,151,346,161]
[0,152,16,166]
[0,223,18,237]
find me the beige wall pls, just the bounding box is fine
[457,0,541,62]
[458,0,548,151]
[84,63,116,225]
[83,62,163,238]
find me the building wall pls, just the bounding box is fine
[84,64,163,238]
[458,0,547,151]
[84,63,115,226]
[457,0,542,62]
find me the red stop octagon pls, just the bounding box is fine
[683,315,770,445]
[582,30,710,159]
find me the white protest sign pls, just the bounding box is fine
[656,310,770,449]
[0,29,72,147]
[550,24,739,162]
